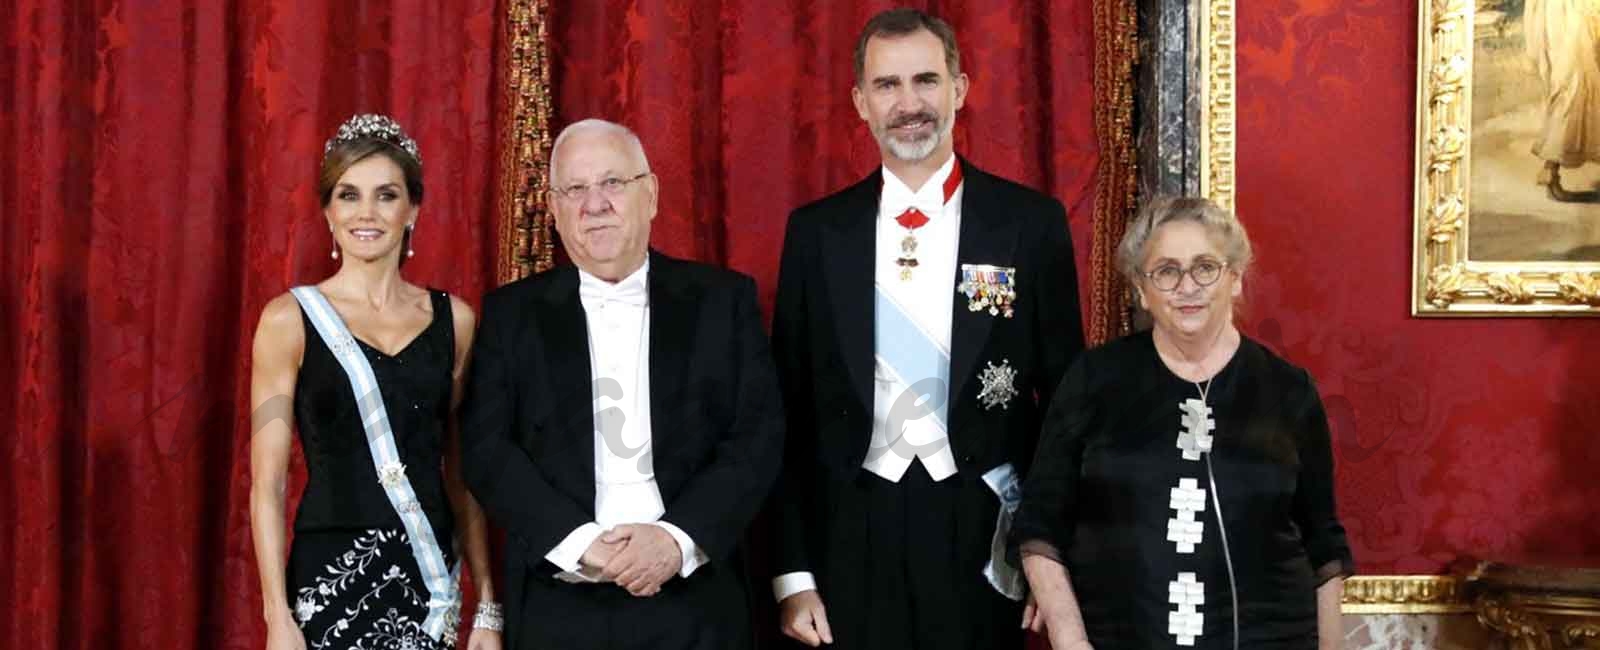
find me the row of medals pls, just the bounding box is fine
[898,230,1016,317]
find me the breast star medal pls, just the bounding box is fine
[976,359,1019,410]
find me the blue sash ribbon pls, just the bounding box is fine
[291,287,460,641]
[873,286,950,430]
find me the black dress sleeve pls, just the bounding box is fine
[1290,370,1355,584]
[1009,355,1094,565]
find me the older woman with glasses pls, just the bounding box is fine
[1010,197,1353,650]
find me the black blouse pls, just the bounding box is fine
[1010,331,1353,649]
[291,290,456,545]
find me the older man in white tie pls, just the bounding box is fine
[463,119,784,650]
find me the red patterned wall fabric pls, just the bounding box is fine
[6,0,1135,647]
[1237,0,1600,574]
[2,1,501,648]
[547,0,1101,321]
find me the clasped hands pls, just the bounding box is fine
[578,523,682,597]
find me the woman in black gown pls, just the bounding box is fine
[249,115,502,650]
[1011,197,1352,649]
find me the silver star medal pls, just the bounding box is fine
[976,359,1019,410]
[377,461,408,488]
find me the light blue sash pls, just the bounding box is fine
[290,287,460,641]
[873,286,950,429]
[982,462,1025,600]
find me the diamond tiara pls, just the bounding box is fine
[323,113,421,165]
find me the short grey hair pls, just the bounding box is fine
[548,118,651,183]
[1116,196,1253,287]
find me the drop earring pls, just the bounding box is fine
[406,224,415,258]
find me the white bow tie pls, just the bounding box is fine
[882,185,947,221]
[579,273,648,306]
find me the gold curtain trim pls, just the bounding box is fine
[496,0,555,284]
[1089,0,1140,344]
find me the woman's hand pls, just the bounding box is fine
[1049,635,1094,650]
[1021,554,1094,650]
[1037,597,1093,650]
[263,610,307,650]
[464,627,502,650]
[1021,591,1044,633]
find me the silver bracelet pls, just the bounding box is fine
[472,601,504,631]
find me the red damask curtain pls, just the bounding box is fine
[547,1,1104,324]
[4,1,1124,648]
[3,1,502,647]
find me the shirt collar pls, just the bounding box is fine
[880,154,961,219]
[577,258,650,306]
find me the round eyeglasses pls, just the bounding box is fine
[1142,259,1228,292]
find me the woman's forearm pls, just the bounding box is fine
[251,479,293,621]
[1022,553,1089,642]
[446,420,495,602]
[455,490,495,601]
[1316,576,1344,650]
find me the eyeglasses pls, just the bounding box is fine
[550,172,651,202]
[1143,259,1228,292]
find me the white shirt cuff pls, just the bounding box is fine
[546,522,604,574]
[772,571,818,603]
[650,521,709,578]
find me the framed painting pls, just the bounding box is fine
[1413,0,1600,315]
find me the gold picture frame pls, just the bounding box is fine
[1199,0,1237,212]
[1412,0,1600,316]
[1214,0,1475,613]
[1342,575,1470,614]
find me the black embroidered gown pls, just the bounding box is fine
[287,290,458,650]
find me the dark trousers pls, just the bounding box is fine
[806,461,1023,650]
[513,563,751,650]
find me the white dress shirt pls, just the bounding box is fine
[863,154,962,484]
[773,154,964,602]
[545,260,710,582]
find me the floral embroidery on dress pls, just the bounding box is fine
[295,529,434,650]
[295,529,392,626]
[354,607,437,650]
